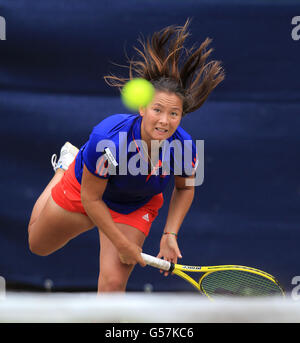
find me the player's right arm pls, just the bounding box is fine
[81,165,146,267]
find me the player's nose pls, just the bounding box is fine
[158,112,168,126]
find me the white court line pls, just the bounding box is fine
[0,292,299,323]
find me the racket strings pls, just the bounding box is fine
[200,270,283,297]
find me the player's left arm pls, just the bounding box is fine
[157,175,195,275]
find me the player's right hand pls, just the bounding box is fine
[118,243,147,267]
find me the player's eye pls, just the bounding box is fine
[170,112,178,117]
[153,108,160,113]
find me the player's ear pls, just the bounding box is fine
[139,107,145,117]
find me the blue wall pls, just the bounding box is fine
[0,0,299,293]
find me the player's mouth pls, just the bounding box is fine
[155,127,168,134]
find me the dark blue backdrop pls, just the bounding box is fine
[0,0,299,293]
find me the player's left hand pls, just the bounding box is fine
[156,233,182,276]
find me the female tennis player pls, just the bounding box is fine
[28,20,224,292]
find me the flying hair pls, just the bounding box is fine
[104,19,225,116]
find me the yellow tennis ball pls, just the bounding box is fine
[121,78,155,111]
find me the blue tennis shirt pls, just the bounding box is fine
[74,114,197,214]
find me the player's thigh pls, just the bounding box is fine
[28,195,94,255]
[98,224,146,286]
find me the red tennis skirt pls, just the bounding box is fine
[51,159,164,236]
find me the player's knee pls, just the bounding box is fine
[29,245,51,256]
[29,242,51,256]
[28,233,51,257]
[98,275,127,292]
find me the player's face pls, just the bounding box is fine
[139,91,183,144]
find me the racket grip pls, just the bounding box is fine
[141,253,171,271]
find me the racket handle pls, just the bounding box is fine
[141,253,171,271]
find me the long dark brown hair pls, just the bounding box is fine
[104,19,224,116]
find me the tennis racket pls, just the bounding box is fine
[141,253,285,299]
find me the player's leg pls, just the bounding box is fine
[28,142,79,229]
[28,195,94,256]
[28,169,64,229]
[28,142,94,255]
[97,223,146,292]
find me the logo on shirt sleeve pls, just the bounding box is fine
[105,148,118,167]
